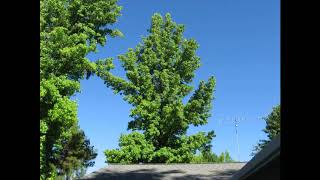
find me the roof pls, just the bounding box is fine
[80,163,246,180]
[230,135,280,180]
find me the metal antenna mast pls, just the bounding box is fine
[234,117,240,162]
[218,116,244,162]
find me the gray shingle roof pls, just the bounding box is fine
[80,163,246,180]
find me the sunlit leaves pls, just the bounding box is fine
[40,0,122,178]
[103,13,216,163]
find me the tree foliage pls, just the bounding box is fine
[54,128,97,179]
[105,132,155,163]
[101,13,216,163]
[40,0,122,179]
[252,105,280,155]
[224,150,233,162]
[191,150,234,163]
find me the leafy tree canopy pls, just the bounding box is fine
[101,13,216,163]
[40,0,122,179]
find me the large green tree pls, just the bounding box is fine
[252,105,280,155]
[99,13,216,163]
[40,0,122,179]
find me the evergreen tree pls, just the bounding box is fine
[218,152,225,163]
[224,150,233,162]
[252,105,280,155]
[100,13,216,163]
[54,128,97,179]
[191,150,234,163]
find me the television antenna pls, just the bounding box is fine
[217,116,245,162]
[234,117,240,162]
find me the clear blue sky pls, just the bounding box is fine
[74,0,280,174]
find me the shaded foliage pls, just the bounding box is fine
[54,128,97,179]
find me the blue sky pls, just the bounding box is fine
[74,0,280,174]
